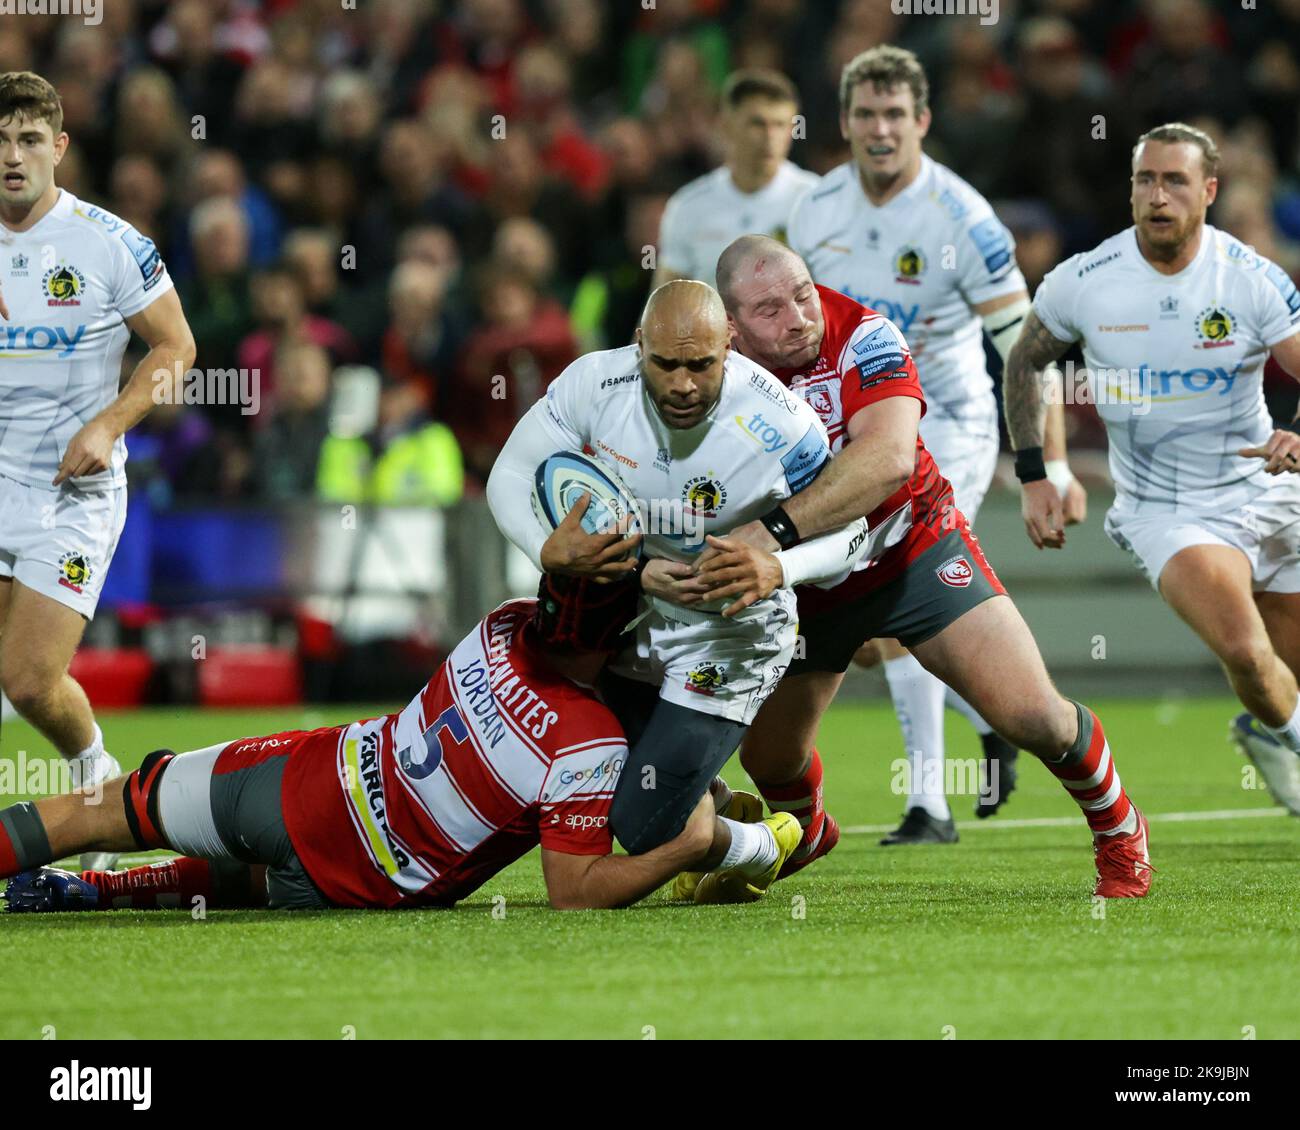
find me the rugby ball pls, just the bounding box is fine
[532,450,644,555]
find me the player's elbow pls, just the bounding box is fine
[883,443,916,493]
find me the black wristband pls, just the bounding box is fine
[1014,446,1048,484]
[632,556,649,589]
[761,505,802,549]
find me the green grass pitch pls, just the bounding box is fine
[1,697,1297,1039]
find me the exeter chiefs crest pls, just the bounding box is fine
[682,474,727,518]
[43,263,86,307]
[684,664,728,697]
[893,246,925,285]
[1194,305,1235,348]
[57,551,92,594]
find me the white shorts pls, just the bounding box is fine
[608,593,799,725]
[0,474,127,618]
[1105,476,1300,593]
[918,413,999,523]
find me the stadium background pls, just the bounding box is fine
[7,0,1300,712]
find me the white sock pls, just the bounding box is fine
[73,722,105,762]
[719,817,778,875]
[1262,696,1300,753]
[884,653,951,820]
[946,687,992,736]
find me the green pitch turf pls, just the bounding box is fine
[1,697,1297,1039]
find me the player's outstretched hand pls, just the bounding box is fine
[540,491,643,582]
[693,533,783,617]
[1239,430,1300,475]
[53,419,117,486]
[1021,479,1066,550]
[640,558,712,606]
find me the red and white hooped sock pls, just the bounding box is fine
[756,748,826,853]
[1044,702,1135,837]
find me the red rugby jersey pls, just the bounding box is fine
[278,601,627,908]
[769,285,961,607]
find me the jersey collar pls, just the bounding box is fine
[1130,221,1212,283]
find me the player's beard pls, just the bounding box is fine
[1139,211,1200,260]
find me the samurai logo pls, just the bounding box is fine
[893,246,925,284]
[682,475,728,518]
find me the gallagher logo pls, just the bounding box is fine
[935,555,973,588]
[57,551,92,594]
[43,264,86,307]
[1195,305,1235,348]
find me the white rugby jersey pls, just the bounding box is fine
[658,161,818,284]
[788,154,1025,430]
[1033,225,1300,514]
[488,344,841,618]
[0,189,173,490]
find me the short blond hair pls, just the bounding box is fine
[839,46,928,117]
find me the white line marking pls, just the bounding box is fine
[842,806,1292,836]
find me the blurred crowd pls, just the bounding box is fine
[7,0,1300,506]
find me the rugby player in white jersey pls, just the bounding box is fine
[710,235,1153,898]
[0,73,195,868]
[2,575,793,913]
[1007,123,1300,815]
[652,69,817,289]
[487,280,872,902]
[787,46,1085,843]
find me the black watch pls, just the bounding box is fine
[760,505,802,550]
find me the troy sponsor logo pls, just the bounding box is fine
[936,555,973,587]
[734,411,789,454]
[0,323,87,358]
[838,288,921,334]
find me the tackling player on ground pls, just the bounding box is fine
[2,576,797,913]
[1006,122,1300,815]
[653,69,817,289]
[710,234,1153,897]
[0,72,195,869]
[787,46,1084,842]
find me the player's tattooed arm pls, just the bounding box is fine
[1003,310,1074,452]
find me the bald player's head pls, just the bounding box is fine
[718,235,824,372]
[635,280,731,429]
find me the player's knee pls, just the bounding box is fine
[1218,635,1274,683]
[1000,698,1076,757]
[0,664,57,715]
[852,639,883,669]
[610,792,681,856]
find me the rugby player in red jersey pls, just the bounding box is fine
[1,575,798,913]
[691,235,1153,897]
